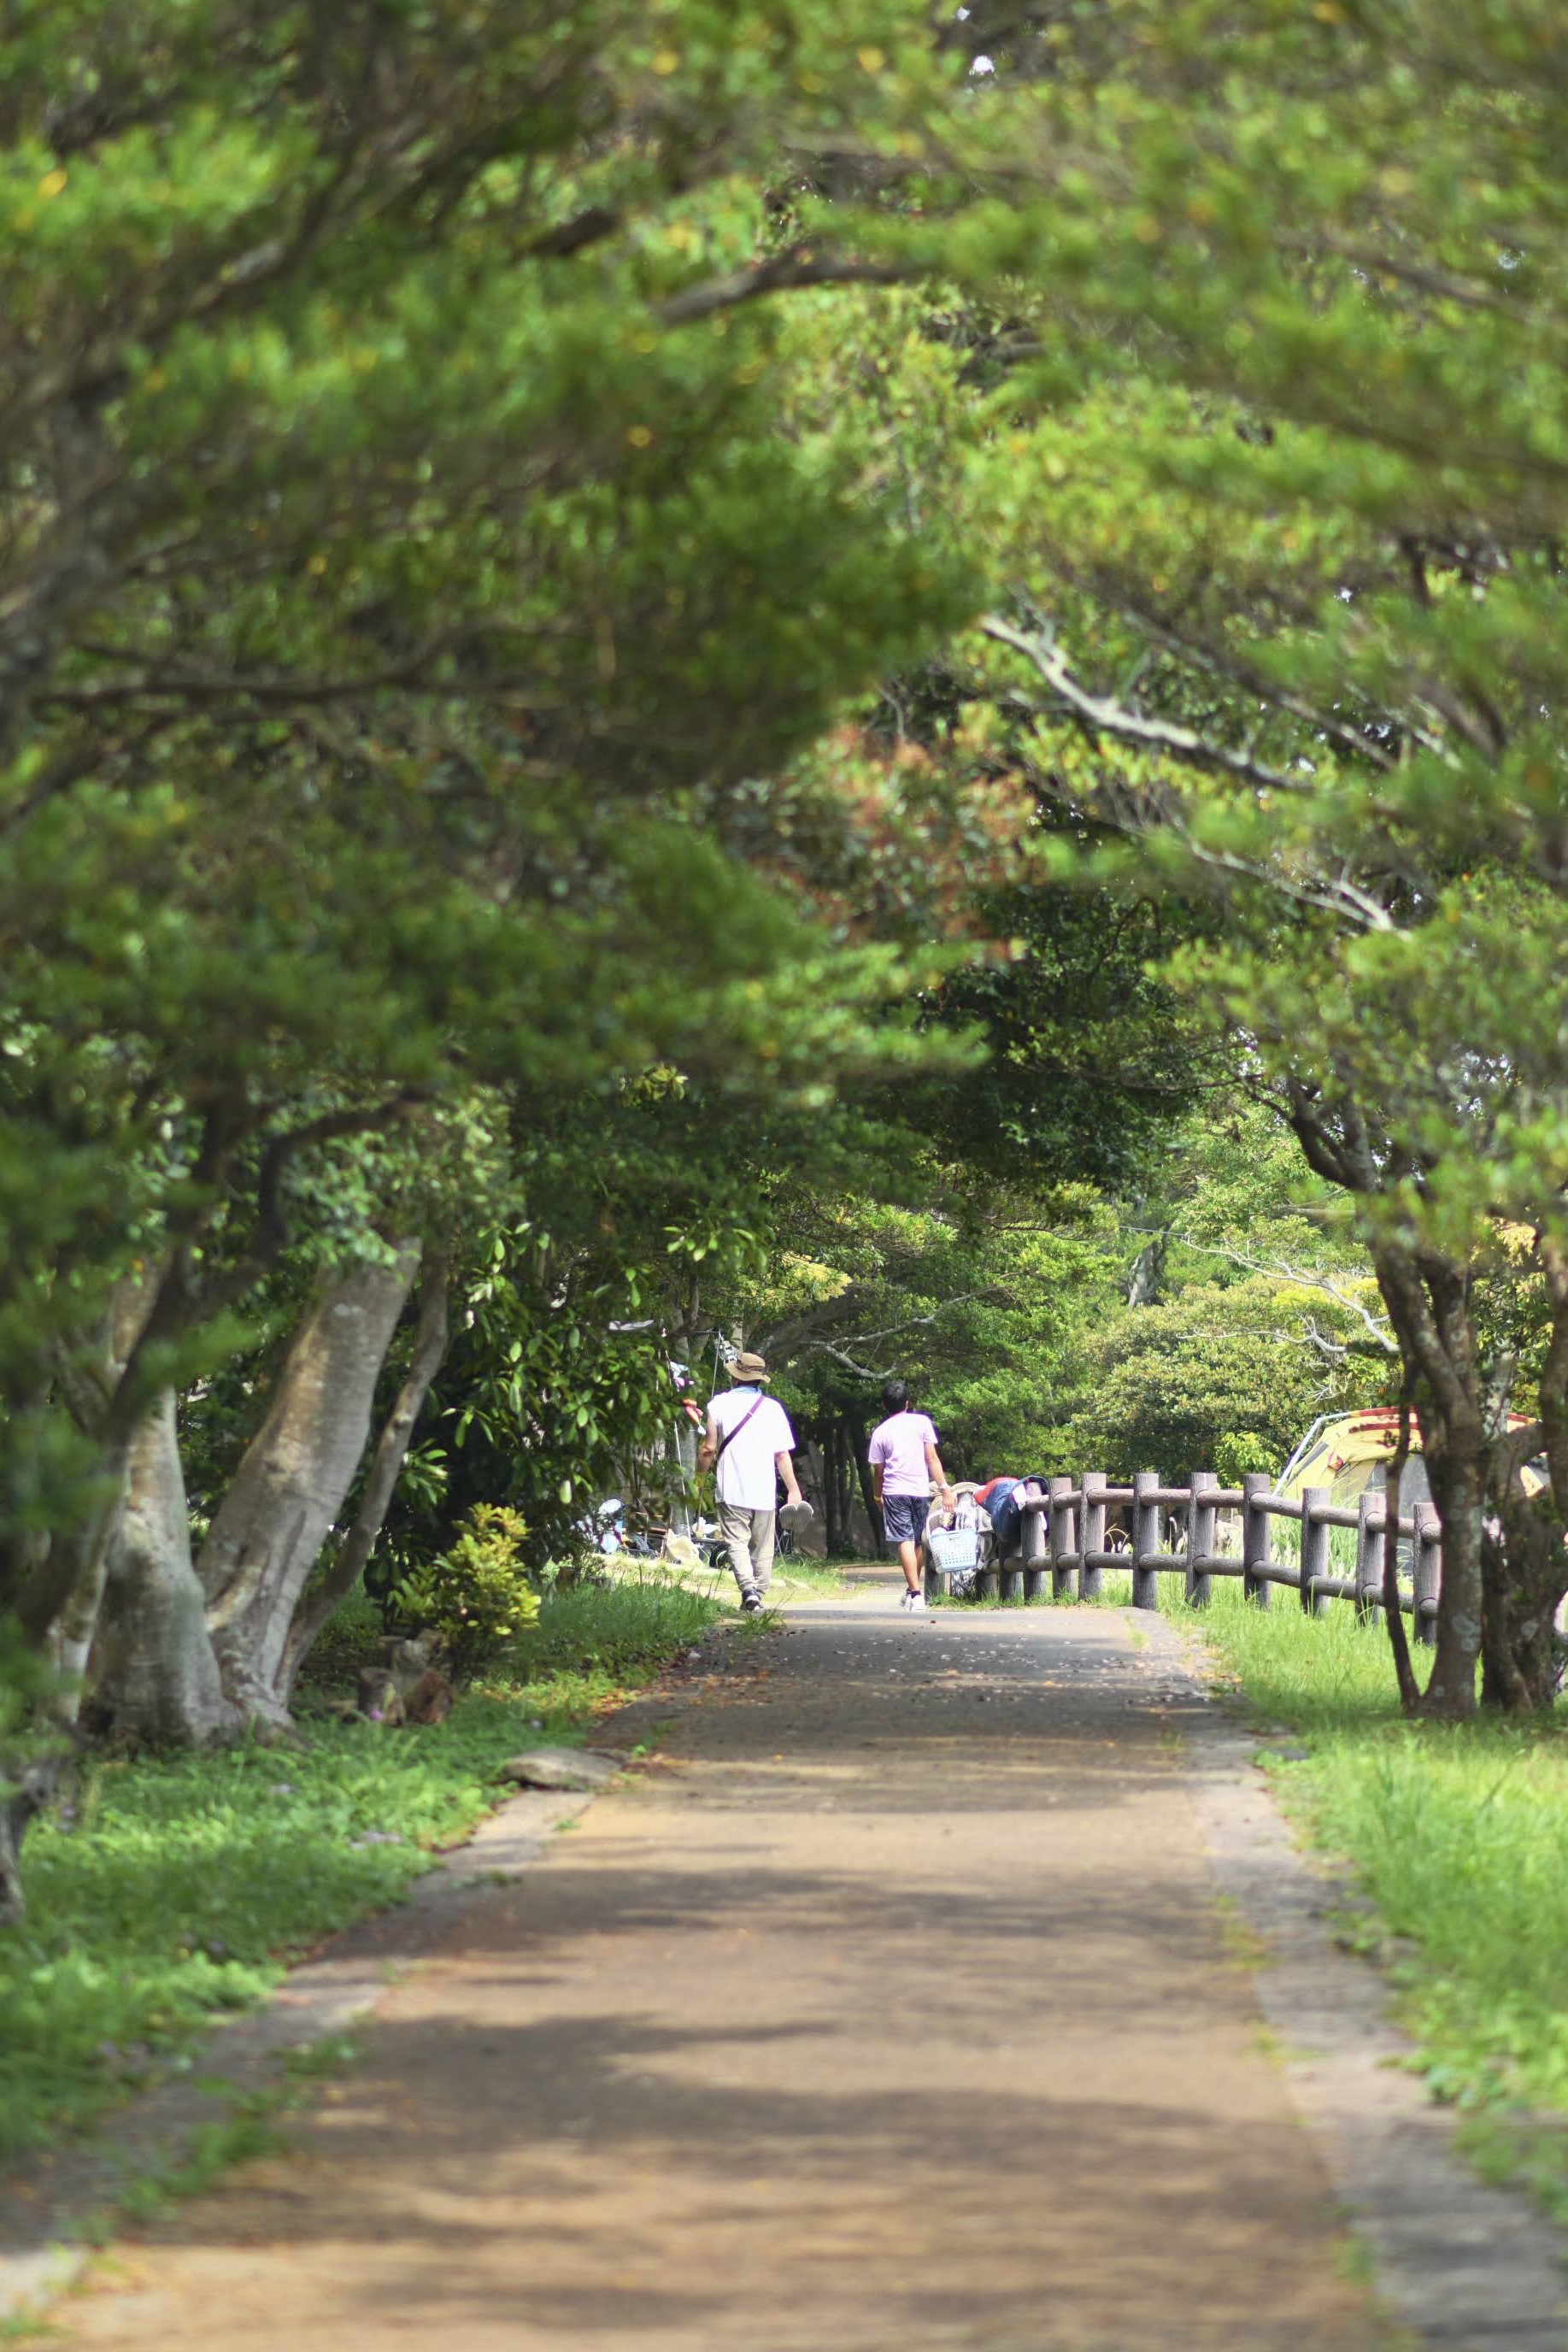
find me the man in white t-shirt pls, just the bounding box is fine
[697,1353,802,1613]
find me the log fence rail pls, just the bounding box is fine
[930,1472,1441,1646]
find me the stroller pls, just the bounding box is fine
[923,1490,986,1598]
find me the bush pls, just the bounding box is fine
[295,1587,385,1694]
[1214,1429,1277,1486]
[391,1504,540,1673]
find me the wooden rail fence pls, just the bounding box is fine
[927,1471,1441,1647]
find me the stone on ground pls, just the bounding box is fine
[498,1746,624,1790]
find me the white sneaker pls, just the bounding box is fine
[902,1591,927,1612]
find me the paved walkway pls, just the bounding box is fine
[56,1587,1397,2350]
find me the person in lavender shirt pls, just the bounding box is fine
[867,1379,954,1614]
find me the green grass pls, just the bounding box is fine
[772,1560,856,1592]
[0,1574,718,2170]
[603,1555,853,1603]
[1162,1579,1568,2208]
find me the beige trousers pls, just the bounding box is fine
[718,1501,776,1598]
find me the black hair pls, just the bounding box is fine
[882,1379,910,1414]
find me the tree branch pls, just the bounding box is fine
[658,248,915,326]
[1276,228,1548,324]
[983,614,1316,796]
[1173,1233,1396,1351]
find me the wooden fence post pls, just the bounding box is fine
[1132,1471,1160,1611]
[1242,1472,1271,1608]
[1049,1475,1075,1602]
[1185,1471,1216,1608]
[1354,1488,1382,1624]
[1301,1485,1330,1617]
[1022,1495,1048,1603]
[1081,1473,1107,1602]
[1413,1499,1440,1647]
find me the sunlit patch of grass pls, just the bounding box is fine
[1165,1579,1568,2214]
[1,1578,717,2169]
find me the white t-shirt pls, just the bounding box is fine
[708,1386,795,1510]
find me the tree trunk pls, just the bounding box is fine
[86,1391,241,1744]
[1417,1434,1485,1718]
[1483,1248,1568,1710]
[849,1414,883,1553]
[834,1420,857,1556]
[44,1272,164,1718]
[0,1754,60,1929]
[1372,1240,1483,1720]
[821,1423,844,1556]
[198,1242,420,1719]
[1482,1493,1566,1712]
[277,1241,450,1702]
[44,1482,126,1720]
[1127,1231,1167,1308]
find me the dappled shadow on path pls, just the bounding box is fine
[66,1605,1393,2352]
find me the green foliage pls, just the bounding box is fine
[0,0,995,1638]
[714,1100,1385,1496]
[0,1575,718,2164]
[724,1175,1116,1483]
[1060,1279,1341,1483]
[1061,1288,1381,1483]
[293,1588,384,1695]
[391,1505,539,1673]
[925,4,1568,1695]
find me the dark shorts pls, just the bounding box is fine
[882,1492,931,1547]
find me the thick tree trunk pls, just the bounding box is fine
[44,1272,166,1718]
[1482,1496,1565,1712]
[44,1480,126,1720]
[1418,1437,1486,1718]
[198,1242,420,1719]
[1481,1250,1568,1710]
[86,1391,240,1745]
[277,1242,449,1702]
[1290,1091,1554,1717]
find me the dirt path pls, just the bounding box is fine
[55,1587,1398,2350]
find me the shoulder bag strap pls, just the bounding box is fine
[714,1394,766,1461]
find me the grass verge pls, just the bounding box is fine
[1163,1580,1568,2218]
[0,1574,718,2173]
[604,1556,854,1603]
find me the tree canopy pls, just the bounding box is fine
[9,0,1568,1926]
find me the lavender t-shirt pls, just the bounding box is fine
[868,1410,937,1497]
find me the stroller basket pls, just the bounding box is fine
[926,1520,979,1573]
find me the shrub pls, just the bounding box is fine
[392,1504,539,1673]
[295,1587,385,1693]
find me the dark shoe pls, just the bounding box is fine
[741,1590,765,1614]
